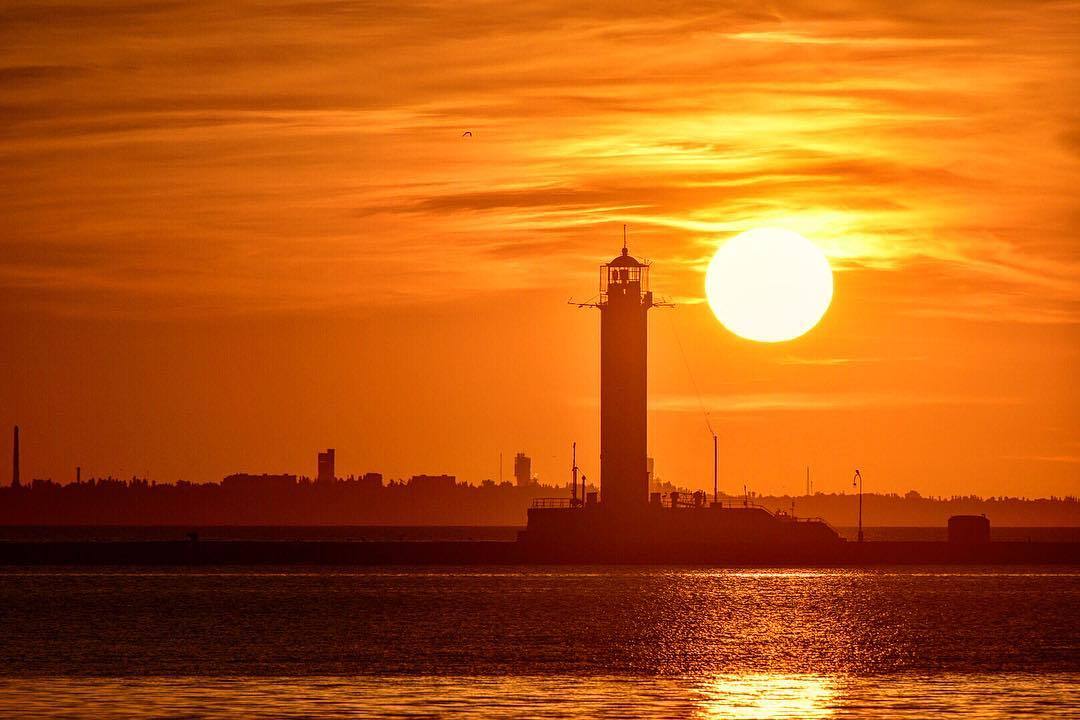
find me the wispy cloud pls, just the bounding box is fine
[777,356,887,367]
[650,392,1019,414]
[1004,455,1080,465]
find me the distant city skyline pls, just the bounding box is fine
[2,465,1075,528]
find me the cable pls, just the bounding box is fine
[665,308,714,437]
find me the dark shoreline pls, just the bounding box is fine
[1,539,1078,566]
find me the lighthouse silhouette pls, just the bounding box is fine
[518,236,843,556]
[598,241,653,511]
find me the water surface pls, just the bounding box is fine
[0,566,1076,717]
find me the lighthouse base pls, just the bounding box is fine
[518,503,842,562]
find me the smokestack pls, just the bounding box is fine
[12,425,20,489]
[76,466,81,484]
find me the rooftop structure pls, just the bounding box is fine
[409,474,457,491]
[317,449,335,485]
[513,452,532,487]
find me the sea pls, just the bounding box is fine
[0,562,1078,718]
[0,524,1078,542]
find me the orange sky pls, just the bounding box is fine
[1,1,1077,498]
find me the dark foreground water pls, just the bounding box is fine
[0,567,1077,718]
[2,525,1078,542]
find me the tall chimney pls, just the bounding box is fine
[12,425,20,489]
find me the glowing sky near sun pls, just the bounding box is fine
[0,1,1077,497]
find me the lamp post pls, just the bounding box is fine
[853,469,863,543]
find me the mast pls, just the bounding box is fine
[571,442,578,506]
[713,434,718,504]
[11,425,19,489]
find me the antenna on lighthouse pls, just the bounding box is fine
[623,224,628,252]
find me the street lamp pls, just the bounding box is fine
[853,469,863,543]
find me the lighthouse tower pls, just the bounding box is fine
[598,242,653,513]
[518,240,842,555]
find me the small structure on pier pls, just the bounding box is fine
[948,515,991,544]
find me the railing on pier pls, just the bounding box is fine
[770,508,839,534]
[665,495,840,533]
[530,498,580,509]
[660,491,711,509]
[782,514,830,524]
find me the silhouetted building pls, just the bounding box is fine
[317,449,335,484]
[222,473,298,492]
[948,514,991,543]
[409,474,456,491]
[646,457,655,485]
[599,243,653,511]
[356,472,383,489]
[513,452,533,487]
[11,425,19,489]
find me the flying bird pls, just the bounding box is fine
[462,131,472,137]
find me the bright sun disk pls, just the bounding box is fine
[705,228,833,343]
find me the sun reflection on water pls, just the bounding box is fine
[694,674,837,719]
[7,673,1075,719]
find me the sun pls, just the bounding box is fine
[705,228,833,343]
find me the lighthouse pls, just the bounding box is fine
[519,240,842,555]
[598,242,653,513]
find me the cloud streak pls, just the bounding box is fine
[650,392,1020,414]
